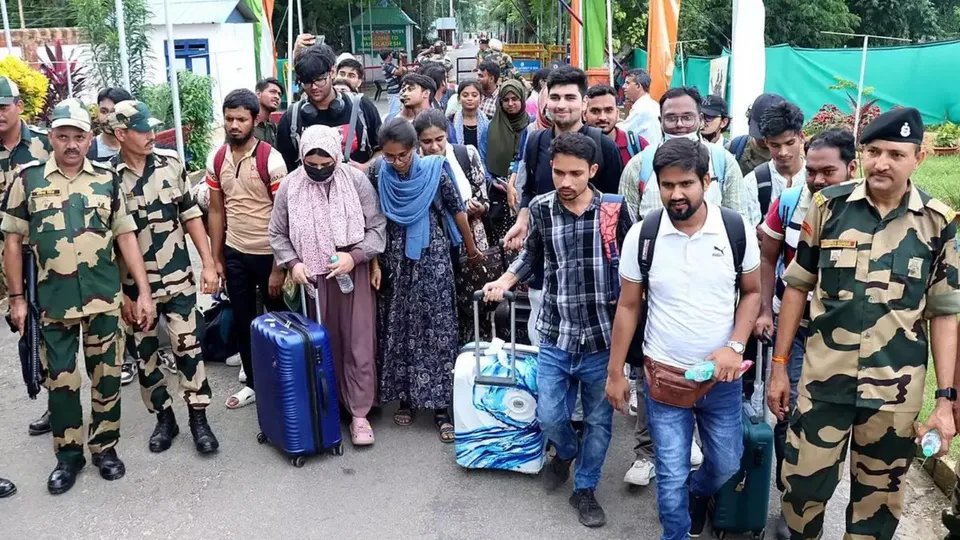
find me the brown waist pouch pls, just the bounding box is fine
[643,356,716,409]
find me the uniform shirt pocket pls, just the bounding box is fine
[84,195,113,231]
[818,248,857,300]
[891,252,930,307]
[27,197,67,233]
[158,187,183,222]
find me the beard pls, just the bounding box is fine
[665,197,702,221]
[226,130,253,146]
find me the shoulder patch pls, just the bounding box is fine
[923,196,957,224]
[817,179,859,204]
[27,125,48,136]
[91,160,113,171]
[14,160,42,174]
[153,147,182,162]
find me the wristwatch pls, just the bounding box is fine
[725,341,746,355]
[935,388,958,402]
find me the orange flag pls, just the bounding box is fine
[263,0,277,74]
[647,0,681,100]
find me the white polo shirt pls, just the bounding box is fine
[620,203,760,370]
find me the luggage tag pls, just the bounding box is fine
[487,338,506,356]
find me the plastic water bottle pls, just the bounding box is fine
[921,430,942,458]
[685,361,715,382]
[329,255,354,294]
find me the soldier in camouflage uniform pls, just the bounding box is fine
[110,101,221,455]
[487,38,518,79]
[0,76,56,437]
[417,40,454,74]
[475,37,494,67]
[769,107,960,539]
[1,99,156,495]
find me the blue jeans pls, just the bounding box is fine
[646,378,744,540]
[386,94,402,119]
[774,325,808,491]
[537,344,613,491]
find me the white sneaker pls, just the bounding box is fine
[120,362,137,386]
[691,440,704,469]
[158,349,178,374]
[225,353,241,367]
[629,382,638,416]
[238,365,247,384]
[623,458,656,486]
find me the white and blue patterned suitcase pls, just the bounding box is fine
[453,292,546,474]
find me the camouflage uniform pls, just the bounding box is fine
[0,76,52,303]
[475,47,494,67]
[110,101,211,414]
[0,102,138,465]
[487,50,518,79]
[780,179,960,539]
[419,51,453,73]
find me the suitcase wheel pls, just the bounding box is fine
[290,456,306,468]
[256,432,268,444]
[332,443,344,456]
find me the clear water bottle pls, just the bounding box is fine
[329,255,354,294]
[921,430,942,458]
[685,361,715,382]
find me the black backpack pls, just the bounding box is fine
[525,126,605,184]
[626,207,748,366]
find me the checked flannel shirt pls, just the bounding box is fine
[508,187,633,354]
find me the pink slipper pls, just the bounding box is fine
[350,417,375,446]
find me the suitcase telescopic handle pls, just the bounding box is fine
[472,290,517,387]
[757,331,772,423]
[299,282,322,325]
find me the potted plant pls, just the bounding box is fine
[934,122,960,156]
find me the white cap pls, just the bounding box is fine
[489,38,503,51]
[336,52,358,65]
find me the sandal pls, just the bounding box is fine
[393,406,414,426]
[350,417,375,446]
[225,387,256,409]
[434,413,455,444]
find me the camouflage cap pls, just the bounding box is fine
[110,100,163,132]
[50,98,91,131]
[0,76,20,105]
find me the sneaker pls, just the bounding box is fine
[623,458,655,486]
[225,354,241,367]
[543,455,573,491]
[629,382,638,416]
[120,363,137,386]
[569,489,606,528]
[691,440,704,469]
[158,350,177,374]
[238,365,247,384]
[689,494,709,538]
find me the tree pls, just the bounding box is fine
[847,0,942,41]
[763,0,860,48]
[71,0,152,97]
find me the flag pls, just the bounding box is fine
[647,0,681,100]
[729,0,766,137]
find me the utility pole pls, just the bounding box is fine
[115,0,131,91]
[16,0,23,29]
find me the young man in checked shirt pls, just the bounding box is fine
[483,132,632,528]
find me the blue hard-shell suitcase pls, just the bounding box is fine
[251,285,343,466]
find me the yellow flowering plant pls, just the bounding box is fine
[0,56,50,121]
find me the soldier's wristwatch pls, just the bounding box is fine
[725,341,746,355]
[935,388,958,402]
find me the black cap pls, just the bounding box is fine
[701,95,728,118]
[860,107,924,145]
[479,37,489,44]
[748,93,786,139]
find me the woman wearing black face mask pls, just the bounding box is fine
[269,125,386,446]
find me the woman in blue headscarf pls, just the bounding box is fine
[370,118,484,443]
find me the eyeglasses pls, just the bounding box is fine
[663,114,700,127]
[383,148,414,164]
[300,73,331,88]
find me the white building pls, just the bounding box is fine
[146,0,273,123]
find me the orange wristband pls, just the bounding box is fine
[772,355,789,364]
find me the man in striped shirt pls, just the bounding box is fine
[484,132,632,529]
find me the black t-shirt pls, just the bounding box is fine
[275,93,383,171]
[462,125,478,149]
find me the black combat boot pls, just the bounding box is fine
[47,457,86,495]
[148,407,180,453]
[28,410,51,436]
[188,408,219,455]
[0,477,16,498]
[91,448,125,481]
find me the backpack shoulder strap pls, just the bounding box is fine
[343,93,362,163]
[778,184,804,226]
[585,126,605,171]
[710,144,727,185]
[599,193,625,261]
[452,143,470,174]
[254,141,274,201]
[754,162,773,216]
[626,131,642,157]
[290,98,305,152]
[526,129,544,181]
[213,145,228,180]
[730,135,748,161]
[638,144,656,190]
[719,207,747,286]
[637,208,663,284]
